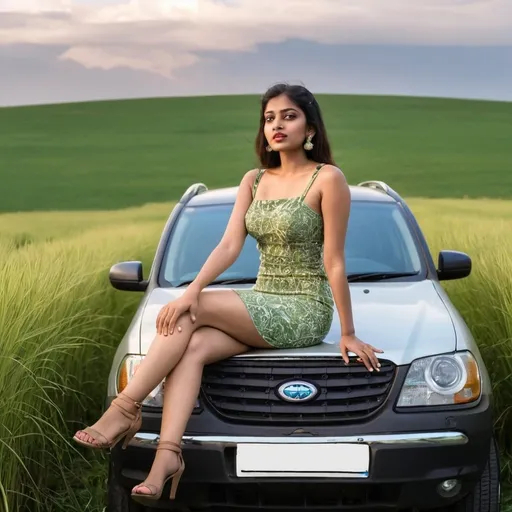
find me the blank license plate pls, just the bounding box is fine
[236,443,369,478]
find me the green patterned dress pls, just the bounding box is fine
[235,164,334,348]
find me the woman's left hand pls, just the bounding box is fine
[340,334,384,372]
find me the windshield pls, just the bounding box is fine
[160,201,424,287]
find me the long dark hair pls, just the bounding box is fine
[255,83,336,168]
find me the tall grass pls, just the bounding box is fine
[0,197,511,511]
[0,223,162,511]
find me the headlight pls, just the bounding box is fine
[117,355,202,411]
[397,351,481,407]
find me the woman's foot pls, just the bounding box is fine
[131,441,185,501]
[132,448,181,496]
[73,393,142,449]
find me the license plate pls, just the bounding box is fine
[236,443,369,478]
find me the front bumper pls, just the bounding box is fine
[113,428,490,510]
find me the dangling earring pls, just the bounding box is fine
[304,134,314,151]
[266,144,273,152]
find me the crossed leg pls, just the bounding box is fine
[73,289,272,449]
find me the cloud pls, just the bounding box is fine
[0,0,511,78]
[59,45,200,78]
[0,0,71,13]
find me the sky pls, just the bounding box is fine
[1,0,511,106]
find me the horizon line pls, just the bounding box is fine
[2,91,512,109]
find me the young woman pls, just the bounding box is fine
[73,83,384,503]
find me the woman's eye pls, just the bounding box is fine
[265,114,295,122]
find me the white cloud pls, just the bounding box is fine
[0,0,71,13]
[59,45,200,78]
[0,0,511,78]
[82,0,199,22]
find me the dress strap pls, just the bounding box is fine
[300,163,326,201]
[252,169,265,198]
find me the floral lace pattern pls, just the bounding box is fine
[235,165,334,348]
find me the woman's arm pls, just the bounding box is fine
[320,166,383,371]
[187,169,258,296]
[320,166,354,334]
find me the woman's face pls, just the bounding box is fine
[263,94,312,153]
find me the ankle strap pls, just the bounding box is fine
[157,441,182,454]
[117,392,142,408]
[111,393,142,421]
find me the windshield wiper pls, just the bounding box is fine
[175,277,257,288]
[347,271,420,282]
[176,273,418,287]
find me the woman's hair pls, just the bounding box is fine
[255,83,336,168]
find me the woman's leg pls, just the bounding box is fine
[132,326,250,495]
[74,290,271,445]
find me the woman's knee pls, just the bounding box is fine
[182,327,210,363]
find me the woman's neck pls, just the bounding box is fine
[278,150,312,176]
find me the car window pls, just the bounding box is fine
[161,205,260,287]
[344,201,422,274]
[160,201,423,287]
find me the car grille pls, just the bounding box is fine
[201,357,395,424]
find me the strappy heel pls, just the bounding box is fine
[72,392,142,450]
[131,441,185,503]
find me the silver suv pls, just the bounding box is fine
[105,181,500,512]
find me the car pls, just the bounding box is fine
[105,180,500,512]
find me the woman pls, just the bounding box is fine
[73,83,383,503]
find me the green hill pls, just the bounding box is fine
[1,94,511,213]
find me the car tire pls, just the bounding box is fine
[107,459,146,512]
[436,436,501,512]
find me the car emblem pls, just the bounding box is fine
[277,380,318,402]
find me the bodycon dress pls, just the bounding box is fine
[234,163,334,348]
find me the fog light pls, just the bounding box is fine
[437,479,461,497]
[441,480,457,491]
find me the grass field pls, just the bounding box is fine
[1,94,512,213]
[1,95,511,511]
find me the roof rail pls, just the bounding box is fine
[179,183,208,204]
[357,180,391,195]
[357,180,409,208]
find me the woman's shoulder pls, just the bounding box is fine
[241,168,263,185]
[238,168,265,194]
[244,168,263,178]
[318,162,342,173]
[317,163,346,182]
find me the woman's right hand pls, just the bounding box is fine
[156,291,199,336]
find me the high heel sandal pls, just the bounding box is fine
[131,441,185,503]
[72,392,142,450]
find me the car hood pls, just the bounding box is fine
[139,280,456,366]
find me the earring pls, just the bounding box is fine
[304,134,314,151]
[266,144,273,152]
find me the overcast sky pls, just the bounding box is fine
[1,0,511,106]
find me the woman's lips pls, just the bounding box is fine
[273,134,287,142]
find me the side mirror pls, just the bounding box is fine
[109,261,148,291]
[437,250,471,281]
